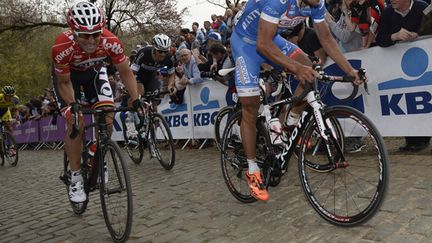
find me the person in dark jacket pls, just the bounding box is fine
[376,0,430,152]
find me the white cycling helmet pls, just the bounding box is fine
[152,34,172,51]
[67,1,105,33]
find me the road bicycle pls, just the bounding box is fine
[59,107,133,242]
[0,120,18,167]
[122,89,175,170]
[220,65,388,226]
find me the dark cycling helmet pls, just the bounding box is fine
[2,86,15,95]
[152,34,172,51]
[67,1,105,33]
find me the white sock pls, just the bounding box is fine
[286,111,300,126]
[71,170,83,184]
[247,158,260,174]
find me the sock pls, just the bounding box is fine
[286,111,300,126]
[247,158,260,174]
[71,169,83,184]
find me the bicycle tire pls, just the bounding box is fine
[298,105,388,226]
[150,113,175,170]
[99,140,133,243]
[62,151,88,215]
[2,131,18,166]
[214,106,236,151]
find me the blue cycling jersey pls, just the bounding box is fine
[234,0,326,41]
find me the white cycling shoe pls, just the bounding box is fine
[69,181,86,203]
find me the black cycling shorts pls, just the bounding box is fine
[52,65,115,109]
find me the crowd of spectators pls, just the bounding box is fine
[10,88,57,124]
[12,0,432,151]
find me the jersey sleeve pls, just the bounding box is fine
[51,35,74,74]
[311,0,326,23]
[102,30,127,65]
[261,0,290,24]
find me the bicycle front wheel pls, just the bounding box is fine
[99,140,133,243]
[214,106,236,151]
[150,113,175,170]
[298,105,389,226]
[2,131,18,166]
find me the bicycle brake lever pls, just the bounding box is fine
[358,68,370,95]
[364,82,370,95]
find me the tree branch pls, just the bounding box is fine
[0,22,67,35]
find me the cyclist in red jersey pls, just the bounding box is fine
[51,1,142,203]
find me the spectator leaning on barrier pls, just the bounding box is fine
[376,0,430,152]
[349,0,385,48]
[208,42,234,86]
[169,64,189,104]
[179,48,204,85]
[376,0,428,46]
[325,0,364,53]
[194,32,222,72]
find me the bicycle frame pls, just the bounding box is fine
[266,81,350,174]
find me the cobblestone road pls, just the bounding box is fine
[0,138,431,242]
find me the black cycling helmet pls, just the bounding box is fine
[2,86,15,95]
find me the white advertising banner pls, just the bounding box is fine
[158,86,194,139]
[188,79,229,139]
[323,37,432,136]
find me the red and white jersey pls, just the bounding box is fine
[51,28,126,74]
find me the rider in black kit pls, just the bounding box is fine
[130,34,176,96]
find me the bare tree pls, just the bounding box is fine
[0,0,187,35]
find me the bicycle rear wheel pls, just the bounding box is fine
[298,106,388,226]
[150,113,175,170]
[99,140,133,243]
[214,106,236,151]
[62,151,88,215]
[2,131,18,166]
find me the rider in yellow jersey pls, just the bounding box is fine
[0,86,19,156]
[0,86,19,132]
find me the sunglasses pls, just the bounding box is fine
[75,31,102,40]
[156,49,169,54]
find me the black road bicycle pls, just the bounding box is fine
[122,90,175,170]
[0,120,18,167]
[59,107,133,242]
[220,66,388,226]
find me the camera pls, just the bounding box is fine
[200,71,216,79]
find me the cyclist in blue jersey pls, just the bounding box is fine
[231,0,364,201]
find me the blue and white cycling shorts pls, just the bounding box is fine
[231,31,303,97]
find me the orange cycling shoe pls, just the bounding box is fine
[246,171,269,201]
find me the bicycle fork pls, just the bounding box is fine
[304,92,349,170]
